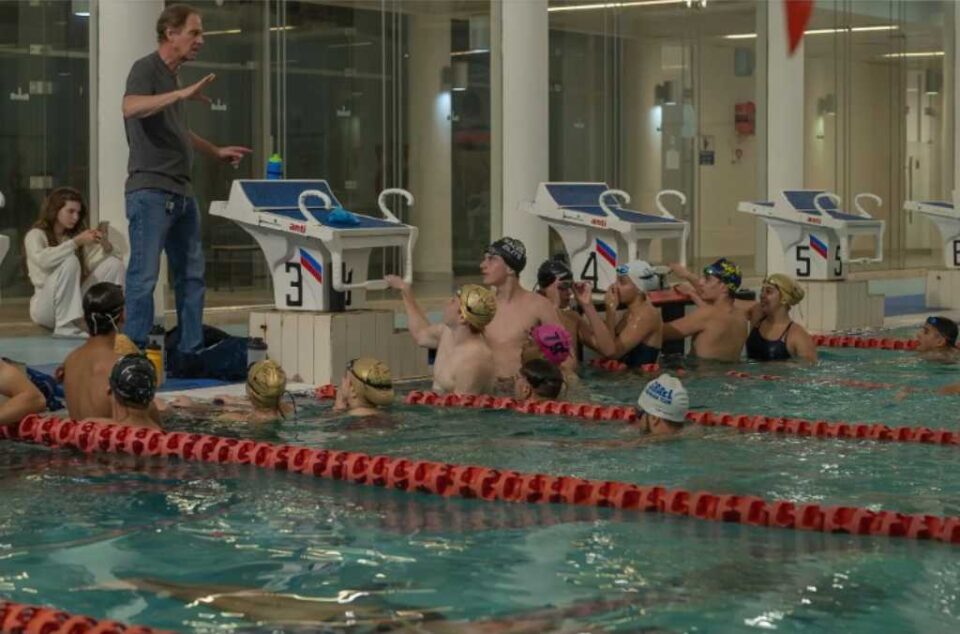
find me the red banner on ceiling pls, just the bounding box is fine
[785,0,815,55]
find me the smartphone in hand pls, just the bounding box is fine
[96,220,113,252]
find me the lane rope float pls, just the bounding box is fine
[0,598,172,634]
[5,414,960,544]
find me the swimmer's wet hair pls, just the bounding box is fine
[83,282,124,335]
[519,358,564,399]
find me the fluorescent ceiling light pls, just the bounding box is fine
[206,25,295,36]
[722,25,897,40]
[450,48,490,57]
[882,51,944,58]
[548,0,684,13]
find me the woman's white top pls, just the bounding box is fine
[24,228,79,288]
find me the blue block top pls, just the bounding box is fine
[239,180,401,229]
[545,183,680,224]
[782,190,868,222]
[241,180,342,209]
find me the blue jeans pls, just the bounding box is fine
[124,189,205,353]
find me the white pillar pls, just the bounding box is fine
[764,0,804,274]
[92,0,166,319]
[407,14,453,281]
[494,0,549,289]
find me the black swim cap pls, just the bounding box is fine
[537,257,573,289]
[109,354,157,409]
[485,237,527,274]
[83,282,124,336]
[927,316,959,347]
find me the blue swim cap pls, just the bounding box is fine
[703,258,742,292]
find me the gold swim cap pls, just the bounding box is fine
[246,359,287,411]
[763,273,805,307]
[347,357,395,407]
[114,334,141,356]
[457,284,497,331]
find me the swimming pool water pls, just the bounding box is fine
[2,341,960,632]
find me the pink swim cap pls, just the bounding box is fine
[530,324,572,365]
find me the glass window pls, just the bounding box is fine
[0,1,90,301]
[548,0,765,274]
[181,0,492,296]
[804,0,955,271]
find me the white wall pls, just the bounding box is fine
[497,0,549,289]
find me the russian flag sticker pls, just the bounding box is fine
[810,235,828,259]
[595,238,617,267]
[299,248,323,284]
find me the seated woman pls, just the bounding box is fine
[746,274,817,362]
[163,359,294,423]
[0,359,47,428]
[513,358,565,402]
[24,187,125,338]
[576,260,662,367]
[333,358,395,417]
[85,354,161,430]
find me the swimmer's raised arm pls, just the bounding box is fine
[673,281,705,307]
[385,274,444,348]
[662,307,709,341]
[574,282,616,357]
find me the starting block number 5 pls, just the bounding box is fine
[794,244,843,278]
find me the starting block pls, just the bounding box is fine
[210,179,418,312]
[739,190,885,281]
[740,190,886,330]
[524,182,689,292]
[905,193,960,309]
[213,180,429,383]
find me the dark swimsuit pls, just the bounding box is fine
[620,341,661,367]
[746,320,793,361]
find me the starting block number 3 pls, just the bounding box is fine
[794,244,843,278]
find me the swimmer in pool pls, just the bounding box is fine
[916,315,959,363]
[0,359,46,428]
[632,373,690,436]
[663,258,748,362]
[513,358,566,402]
[481,237,564,381]
[84,354,161,430]
[522,323,580,396]
[744,274,817,362]
[386,276,496,394]
[163,359,294,423]
[577,260,663,367]
[111,576,628,632]
[333,357,395,417]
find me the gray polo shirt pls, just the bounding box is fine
[124,51,194,196]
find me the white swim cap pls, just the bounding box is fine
[616,260,659,293]
[637,374,689,423]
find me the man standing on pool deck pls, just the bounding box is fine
[122,4,251,353]
[481,237,563,380]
